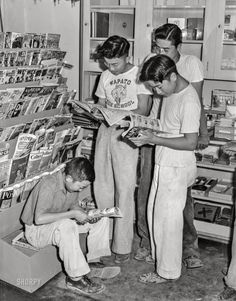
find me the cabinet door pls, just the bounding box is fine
[79,0,152,100]
[152,0,207,60]
[212,0,236,80]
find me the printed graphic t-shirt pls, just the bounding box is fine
[95,65,152,111]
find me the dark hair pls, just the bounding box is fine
[154,23,182,47]
[96,35,130,59]
[139,54,177,83]
[64,157,95,182]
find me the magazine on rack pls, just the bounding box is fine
[70,101,164,137]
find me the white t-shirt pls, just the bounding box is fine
[148,53,204,118]
[95,65,151,111]
[155,84,201,167]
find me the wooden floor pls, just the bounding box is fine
[0,234,230,301]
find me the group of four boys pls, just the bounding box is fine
[21,23,235,299]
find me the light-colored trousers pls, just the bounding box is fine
[94,124,139,254]
[25,218,111,278]
[148,163,196,279]
[225,206,236,290]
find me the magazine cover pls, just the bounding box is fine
[0,90,13,119]
[5,32,24,48]
[44,90,63,110]
[25,68,36,82]
[22,33,34,48]
[10,99,25,118]
[44,128,55,146]
[3,52,11,67]
[18,86,43,115]
[34,129,46,150]
[59,138,82,163]
[0,70,5,84]
[3,69,17,85]
[121,114,163,138]
[15,50,27,66]
[7,124,26,140]
[9,51,18,67]
[31,50,41,66]
[0,141,10,162]
[34,68,43,81]
[0,159,11,189]
[0,187,13,210]
[12,231,39,251]
[11,182,25,206]
[15,68,27,83]
[0,32,5,49]
[26,150,43,177]
[0,51,5,66]
[45,33,61,49]
[8,156,28,185]
[12,133,37,159]
[39,147,53,170]
[25,49,34,66]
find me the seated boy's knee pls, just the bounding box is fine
[57,219,78,235]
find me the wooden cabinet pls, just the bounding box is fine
[192,161,235,244]
[203,0,236,80]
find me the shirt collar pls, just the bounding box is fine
[57,170,67,194]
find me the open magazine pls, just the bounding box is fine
[71,100,165,137]
[70,100,131,126]
[12,231,39,251]
[88,207,123,218]
[121,114,163,138]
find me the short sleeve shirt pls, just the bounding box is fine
[95,66,152,111]
[21,170,80,225]
[155,85,201,167]
[147,53,204,118]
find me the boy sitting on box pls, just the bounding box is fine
[21,157,119,295]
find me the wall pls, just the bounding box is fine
[1,0,80,93]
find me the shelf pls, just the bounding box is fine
[91,5,135,9]
[192,193,233,206]
[153,5,205,9]
[197,162,236,172]
[194,220,232,244]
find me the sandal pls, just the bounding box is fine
[145,254,155,265]
[183,256,203,269]
[139,272,177,284]
[218,286,236,300]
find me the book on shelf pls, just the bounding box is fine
[12,231,39,251]
[87,207,123,219]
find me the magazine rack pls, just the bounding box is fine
[0,32,84,292]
